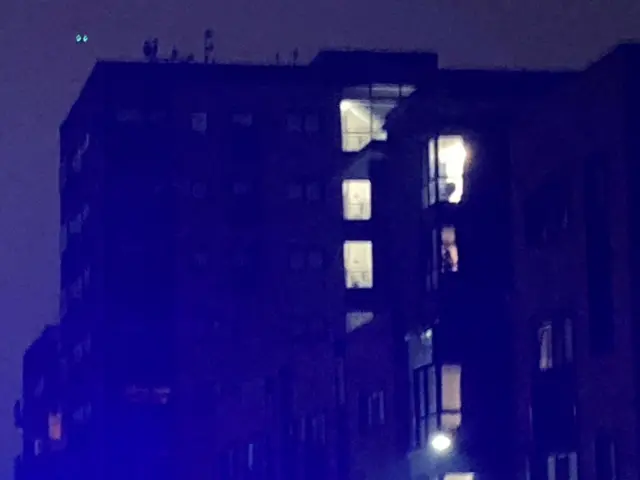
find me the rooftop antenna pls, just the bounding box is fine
[291,48,299,65]
[143,38,158,62]
[204,29,214,63]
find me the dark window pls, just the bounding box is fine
[524,172,570,248]
[537,318,573,371]
[358,391,385,433]
[547,452,578,480]
[595,432,617,480]
[584,154,614,355]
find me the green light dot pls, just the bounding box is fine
[83,35,88,42]
[75,34,82,43]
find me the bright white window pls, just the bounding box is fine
[346,311,374,332]
[340,99,393,152]
[342,179,372,220]
[343,241,373,288]
[424,135,468,206]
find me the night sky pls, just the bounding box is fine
[0,0,639,476]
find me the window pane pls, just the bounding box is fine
[342,180,372,220]
[539,323,553,370]
[441,364,462,411]
[428,136,468,204]
[564,318,574,363]
[346,311,374,332]
[441,226,459,273]
[427,366,437,414]
[343,241,373,288]
[441,412,461,430]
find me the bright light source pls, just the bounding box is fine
[75,34,88,44]
[430,432,453,453]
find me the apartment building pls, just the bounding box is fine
[20,41,637,480]
[510,43,640,480]
[336,69,573,480]
[51,50,437,480]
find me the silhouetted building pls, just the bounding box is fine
[19,42,637,480]
[510,43,640,480]
[14,325,64,480]
[52,49,436,480]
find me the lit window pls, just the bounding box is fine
[48,412,62,441]
[232,113,253,126]
[340,92,396,152]
[343,241,373,288]
[441,364,462,431]
[342,180,372,220]
[346,311,374,332]
[424,135,468,206]
[191,112,207,133]
[441,226,459,273]
[444,475,474,480]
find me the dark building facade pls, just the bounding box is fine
[510,43,640,480]
[19,42,640,480]
[49,50,438,480]
[14,325,65,480]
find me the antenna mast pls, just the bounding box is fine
[204,29,215,63]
